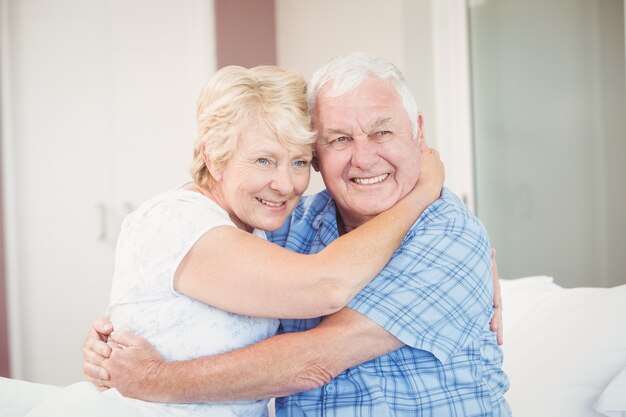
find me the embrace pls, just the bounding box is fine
[6,52,511,417]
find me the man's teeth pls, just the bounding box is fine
[352,173,388,185]
[257,198,284,207]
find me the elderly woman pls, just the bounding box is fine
[0,65,442,417]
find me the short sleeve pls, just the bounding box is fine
[130,192,232,293]
[347,210,494,364]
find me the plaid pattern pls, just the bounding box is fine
[268,189,511,417]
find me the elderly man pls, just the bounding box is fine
[84,52,510,416]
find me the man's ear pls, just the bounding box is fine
[311,153,320,172]
[417,112,425,150]
[201,144,223,181]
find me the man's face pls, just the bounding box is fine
[313,77,422,229]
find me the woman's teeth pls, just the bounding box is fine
[257,198,284,207]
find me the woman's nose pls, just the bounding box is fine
[270,168,295,194]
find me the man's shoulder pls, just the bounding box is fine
[287,189,335,227]
[267,189,333,244]
[294,189,333,215]
[411,188,488,240]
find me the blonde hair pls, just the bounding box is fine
[191,65,316,188]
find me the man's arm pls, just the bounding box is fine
[83,250,503,397]
[99,308,401,403]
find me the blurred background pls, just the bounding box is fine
[0,0,624,385]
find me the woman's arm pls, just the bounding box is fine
[94,307,399,402]
[174,147,444,319]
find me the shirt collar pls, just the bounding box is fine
[312,195,341,246]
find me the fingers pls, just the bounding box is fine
[83,341,110,367]
[84,328,112,358]
[107,339,127,351]
[82,318,114,382]
[109,330,150,349]
[490,248,501,308]
[92,317,114,340]
[490,248,504,345]
[82,339,111,383]
[83,359,110,382]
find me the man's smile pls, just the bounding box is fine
[351,173,389,185]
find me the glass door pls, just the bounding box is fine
[469,0,626,287]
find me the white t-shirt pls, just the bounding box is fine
[106,184,279,417]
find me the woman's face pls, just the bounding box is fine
[213,124,313,232]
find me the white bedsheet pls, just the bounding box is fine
[500,276,626,417]
[2,276,625,417]
[0,378,141,417]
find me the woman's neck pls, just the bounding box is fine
[193,184,253,233]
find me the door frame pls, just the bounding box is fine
[432,0,475,211]
[0,0,22,378]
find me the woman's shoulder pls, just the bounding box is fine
[129,183,233,228]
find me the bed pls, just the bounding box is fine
[499,276,626,417]
[2,276,625,417]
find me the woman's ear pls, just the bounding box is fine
[201,144,222,181]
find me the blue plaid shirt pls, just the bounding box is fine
[268,188,510,417]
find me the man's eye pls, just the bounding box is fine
[333,136,349,143]
[292,160,310,168]
[376,131,392,137]
[256,158,271,165]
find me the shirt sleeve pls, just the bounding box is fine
[134,194,232,294]
[346,205,494,364]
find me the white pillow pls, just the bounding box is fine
[596,366,626,417]
[500,277,626,417]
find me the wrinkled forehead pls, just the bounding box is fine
[313,76,418,138]
[314,81,407,129]
[318,76,398,101]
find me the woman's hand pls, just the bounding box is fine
[99,331,167,402]
[410,146,445,206]
[82,317,114,389]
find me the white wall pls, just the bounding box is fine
[2,0,215,383]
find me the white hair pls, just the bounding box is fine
[308,52,419,137]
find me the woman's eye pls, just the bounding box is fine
[333,136,348,143]
[377,130,391,136]
[292,160,310,168]
[256,158,271,165]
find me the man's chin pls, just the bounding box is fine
[347,199,398,218]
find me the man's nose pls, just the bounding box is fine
[270,167,295,194]
[351,138,379,169]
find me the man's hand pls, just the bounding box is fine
[490,249,504,345]
[82,317,114,389]
[100,331,167,402]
